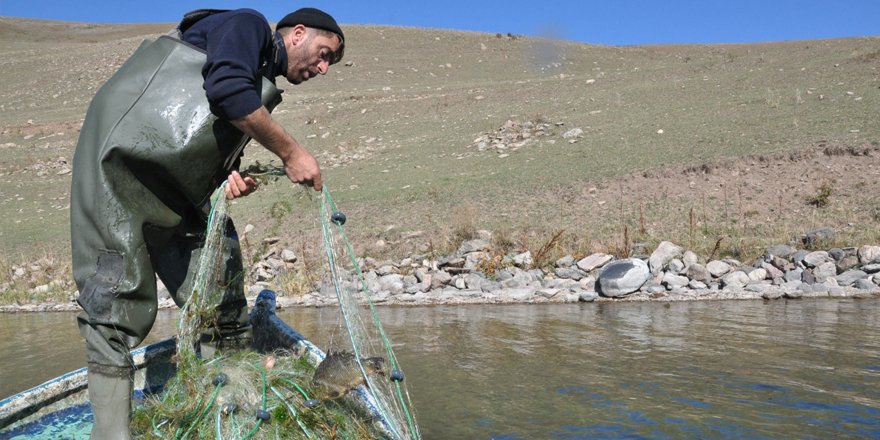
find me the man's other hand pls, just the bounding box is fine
[225,171,259,199]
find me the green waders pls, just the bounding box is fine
[70,33,281,438]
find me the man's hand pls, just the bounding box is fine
[224,170,259,200]
[283,146,323,191]
[231,107,323,192]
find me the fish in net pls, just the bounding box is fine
[131,184,420,439]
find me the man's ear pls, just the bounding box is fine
[290,24,308,47]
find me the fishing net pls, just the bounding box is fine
[131,183,420,439]
[317,188,421,440]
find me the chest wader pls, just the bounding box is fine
[70,21,281,438]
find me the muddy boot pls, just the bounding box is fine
[88,364,133,440]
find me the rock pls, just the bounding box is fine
[813,262,837,283]
[463,273,487,290]
[862,264,880,274]
[536,288,561,299]
[765,244,796,259]
[661,272,689,289]
[762,290,784,300]
[785,289,804,299]
[430,270,452,289]
[280,249,297,263]
[379,274,405,295]
[836,255,859,273]
[576,253,613,272]
[746,268,768,282]
[858,245,880,264]
[828,248,845,262]
[836,270,868,287]
[801,269,816,285]
[403,275,422,294]
[686,263,711,282]
[438,256,466,269]
[746,282,770,293]
[721,271,750,289]
[706,260,732,278]
[854,279,877,290]
[802,227,835,247]
[688,280,708,290]
[791,250,810,266]
[784,268,803,282]
[501,288,535,302]
[376,265,400,276]
[597,259,650,297]
[781,280,802,293]
[802,251,830,268]
[513,251,533,268]
[556,255,575,268]
[771,256,794,272]
[648,241,684,275]
[481,280,503,292]
[578,290,599,302]
[562,128,583,139]
[453,277,467,290]
[760,262,784,280]
[668,259,686,274]
[457,239,490,255]
[630,243,650,259]
[682,251,699,269]
[555,267,586,281]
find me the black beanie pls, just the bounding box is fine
[277,7,344,44]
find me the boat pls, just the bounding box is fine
[0,290,397,439]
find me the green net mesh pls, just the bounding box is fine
[318,188,421,440]
[132,183,420,439]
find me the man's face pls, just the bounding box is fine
[285,25,342,85]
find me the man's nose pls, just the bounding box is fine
[316,60,330,75]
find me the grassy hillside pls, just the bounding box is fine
[1,17,878,301]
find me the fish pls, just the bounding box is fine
[312,350,385,400]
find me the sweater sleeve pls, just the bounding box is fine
[201,12,272,121]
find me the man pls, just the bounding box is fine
[69,7,344,438]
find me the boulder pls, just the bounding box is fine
[858,245,880,264]
[836,270,868,287]
[648,241,684,275]
[813,262,838,283]
[802,251,830,268]
[706,260,732,278]
[597,259,650,297]
[765,244,796,259]
[802,227,835,247]
[721,271,750,289]
[576,253,613,272]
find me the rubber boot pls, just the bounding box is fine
[88,365,133,440]
[200,324,252,358]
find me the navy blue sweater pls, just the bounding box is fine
[181,9,288,121]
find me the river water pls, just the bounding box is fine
[1,299,879,439]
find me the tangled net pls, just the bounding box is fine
[131,184,420,439]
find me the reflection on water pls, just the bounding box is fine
[2,299,879,439]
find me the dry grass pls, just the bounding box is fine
[0,18,878,305]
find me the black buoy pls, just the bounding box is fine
[212,373,228,386]
[255,409,271,421]
[305,399,321,408]
[331,211,346,225]
[390,369,405,382]
[223,402,238,415]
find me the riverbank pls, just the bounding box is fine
[3,234,879,313]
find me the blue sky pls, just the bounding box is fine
[1,0,877,45]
